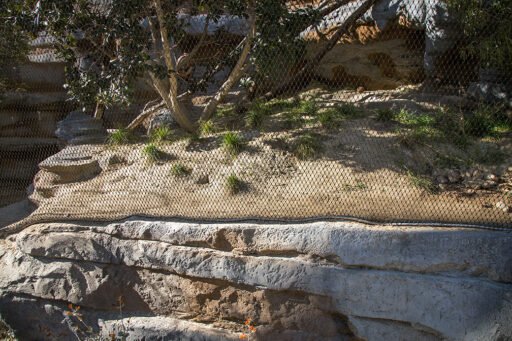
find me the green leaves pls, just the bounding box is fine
[447,0,512,73]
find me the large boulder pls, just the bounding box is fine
[1,220,511,340]
[302,0,462,89]
[55,111,107,145]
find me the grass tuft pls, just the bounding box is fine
[150,126,173,143]
[215,105,236,118]
[171,163,191,177]
[143,143,164,162]
[222,131,244,156]
[199,120,215,136]
[294,133,322,160]
[406,169,435,194]
[108,128,132,145]
[245,101,271,129]
[464,104,512,138]
[376,108,395,122]
[226,174,244,195]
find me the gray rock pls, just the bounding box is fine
[1,220,511,340]
[146,108,175,134]
[55,111,107,145]
[468,81,512,108]
[100,317,238,341]
[38,145,102,183]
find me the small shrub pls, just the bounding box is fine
[143,143,163,162]
[317,107,344,129]
[240,318,257,340]
[199,120,215,136]
[222,131,244,156]
[226,174,243,195]
[464,104,511,138]
[150,126,173,143]
[108,128,132,145]
[376,108,395,122]
[171,163,191,177]
[294,133,322,160]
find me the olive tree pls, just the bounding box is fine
[446,0,512,75]
[25,0,326,132]
[0,1,30,92]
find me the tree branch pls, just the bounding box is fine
[200,1,256,122]
[265,0,377,99]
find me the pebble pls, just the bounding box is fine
[482,181,497,189]
[496,201,511,213]
[485,174,498,181]
[465,189,476,196]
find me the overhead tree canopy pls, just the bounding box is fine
[19,0,334,132]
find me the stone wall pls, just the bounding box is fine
[1,220,511,340]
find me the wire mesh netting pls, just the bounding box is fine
[0,0,511,228]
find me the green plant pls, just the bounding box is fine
[245,101,271,129]
[284,110,306,128]
[394,109,441,146]
[433,109,469,147]
[150,126,173,143]
[297,99,318,116]
[108,128,132,145]
[215,105,237,118]
[143,143,163,162]
[376,108,395,122]
[463,104,512,138]
[447,0,512,74]
[171,163,191,177]
[406,169,435,194]
[342,181,368,192]
[199,120,215,136]
[222,132,244,156]
[294,133,322,160]
[226,174,244,195]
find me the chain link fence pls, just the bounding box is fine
[0,0,511,228]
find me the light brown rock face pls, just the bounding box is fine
[1,220,511,340]
[308,23,425,90]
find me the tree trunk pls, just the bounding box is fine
[93,102,105,120]
[265,0,378,99]
[153,0,197,133]
[200,0,257,122]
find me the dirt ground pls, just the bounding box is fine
[13,89,508,229]
[6,86,512,230]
